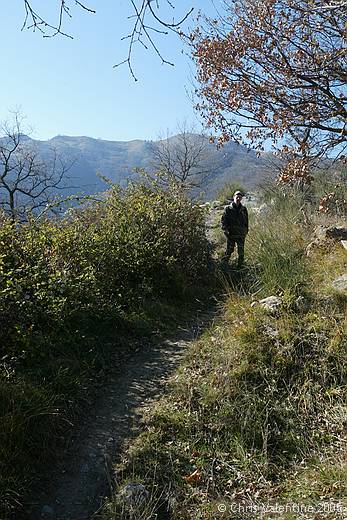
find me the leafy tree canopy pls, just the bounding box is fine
[190,0,347,160]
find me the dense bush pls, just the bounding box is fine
[0,183,211,352]
[261,167,346,220]
[0,183,213,516]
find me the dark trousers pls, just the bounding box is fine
[225,234,245,265]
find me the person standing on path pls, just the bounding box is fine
[221,190,249,267]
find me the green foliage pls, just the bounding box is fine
[0,378,60,504]
[313,168,346,199]
[261,183,310,217]
[283,452,347,502]
[245,171,345,297]
[0,184,211,351]
[312,168,347,218]
[261,167,347,219]
[0,183,213,516]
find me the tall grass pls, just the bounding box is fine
[244,187,313,297]
[102,182,346,519]
[103,294,346,519]
[247,216,308,296]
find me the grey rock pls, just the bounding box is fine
[307,225,347,257]
[118,482,149,507]
[341,240,347,250]
[332,274,347,292]
[258,296,283,313]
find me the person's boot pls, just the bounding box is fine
[237,258,244,268]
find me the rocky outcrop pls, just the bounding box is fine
[306,225,347,257]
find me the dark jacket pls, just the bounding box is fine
[221,202,249,238]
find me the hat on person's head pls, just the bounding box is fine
[234,190,243,197]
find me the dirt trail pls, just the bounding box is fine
[23,310,216,520]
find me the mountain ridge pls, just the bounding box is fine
[0,133,270,199]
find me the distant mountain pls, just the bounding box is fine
[0,134,271,199]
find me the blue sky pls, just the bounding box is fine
[0,1,218,142]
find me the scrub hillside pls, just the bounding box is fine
[103,176,347,520]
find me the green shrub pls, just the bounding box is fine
[260,167,346,219]
[0,183,214,516]
[0,184,212,352]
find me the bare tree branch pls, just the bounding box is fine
[0,112,73,221]
[22,0,94,38]
[311,1,347,10]
[20,1,193,79]
[148,122,211,195]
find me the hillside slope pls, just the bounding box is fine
[102,192,347,520]
[0,134,270,198]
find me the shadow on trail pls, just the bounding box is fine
[21,308,218,520]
